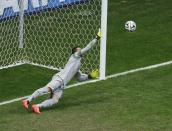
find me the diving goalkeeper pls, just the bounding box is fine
[22,30,101,114]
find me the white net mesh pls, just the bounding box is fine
[0,17,21,68]
[0,0,101,73]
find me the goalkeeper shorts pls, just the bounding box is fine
[46,79,63,98]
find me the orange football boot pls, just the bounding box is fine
[32,104,41,114]
[22,100,29,110]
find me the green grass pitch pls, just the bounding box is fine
[1,0,172,130]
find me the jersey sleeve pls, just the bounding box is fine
[80,39,97,55]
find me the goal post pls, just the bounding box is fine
[19,0,25,49]
[0,0,108,79]
[100,0,108,80]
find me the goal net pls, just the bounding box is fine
[0,0,107,78]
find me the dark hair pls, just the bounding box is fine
[72,46,79,54]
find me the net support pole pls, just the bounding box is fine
[99,0,108,80]
[19,0,24,48]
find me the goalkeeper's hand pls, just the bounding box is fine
[88,69,99,79]
[96,29,101,40]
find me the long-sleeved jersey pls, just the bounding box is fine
[52,39,97,86]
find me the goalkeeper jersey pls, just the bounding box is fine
[52,39,97,86]
[53,54,81,86]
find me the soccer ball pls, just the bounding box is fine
[125,21,136,32]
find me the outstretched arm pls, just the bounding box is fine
[80,39,98,55]
[80,30,101,55]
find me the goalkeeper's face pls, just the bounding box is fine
[72,47,81,54]
[75,47,81,53]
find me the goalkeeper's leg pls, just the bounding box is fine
[22,86,50,110]
[36,89,63,108]
[27,86,51,102]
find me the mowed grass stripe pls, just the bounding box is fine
[0,61,172,130]
[1,60,172,106]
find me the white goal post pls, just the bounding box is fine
[0,0,108,79]
[100,0,108,80]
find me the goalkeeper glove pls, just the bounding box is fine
[96,29,101,40]
[88,69,99,79]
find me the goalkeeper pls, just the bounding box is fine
[22,30,101,114]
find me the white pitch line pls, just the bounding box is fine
[1,60,172,106]
[107,60,172,79]
[0,96,29,106]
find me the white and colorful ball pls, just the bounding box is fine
[125,21,136,32]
